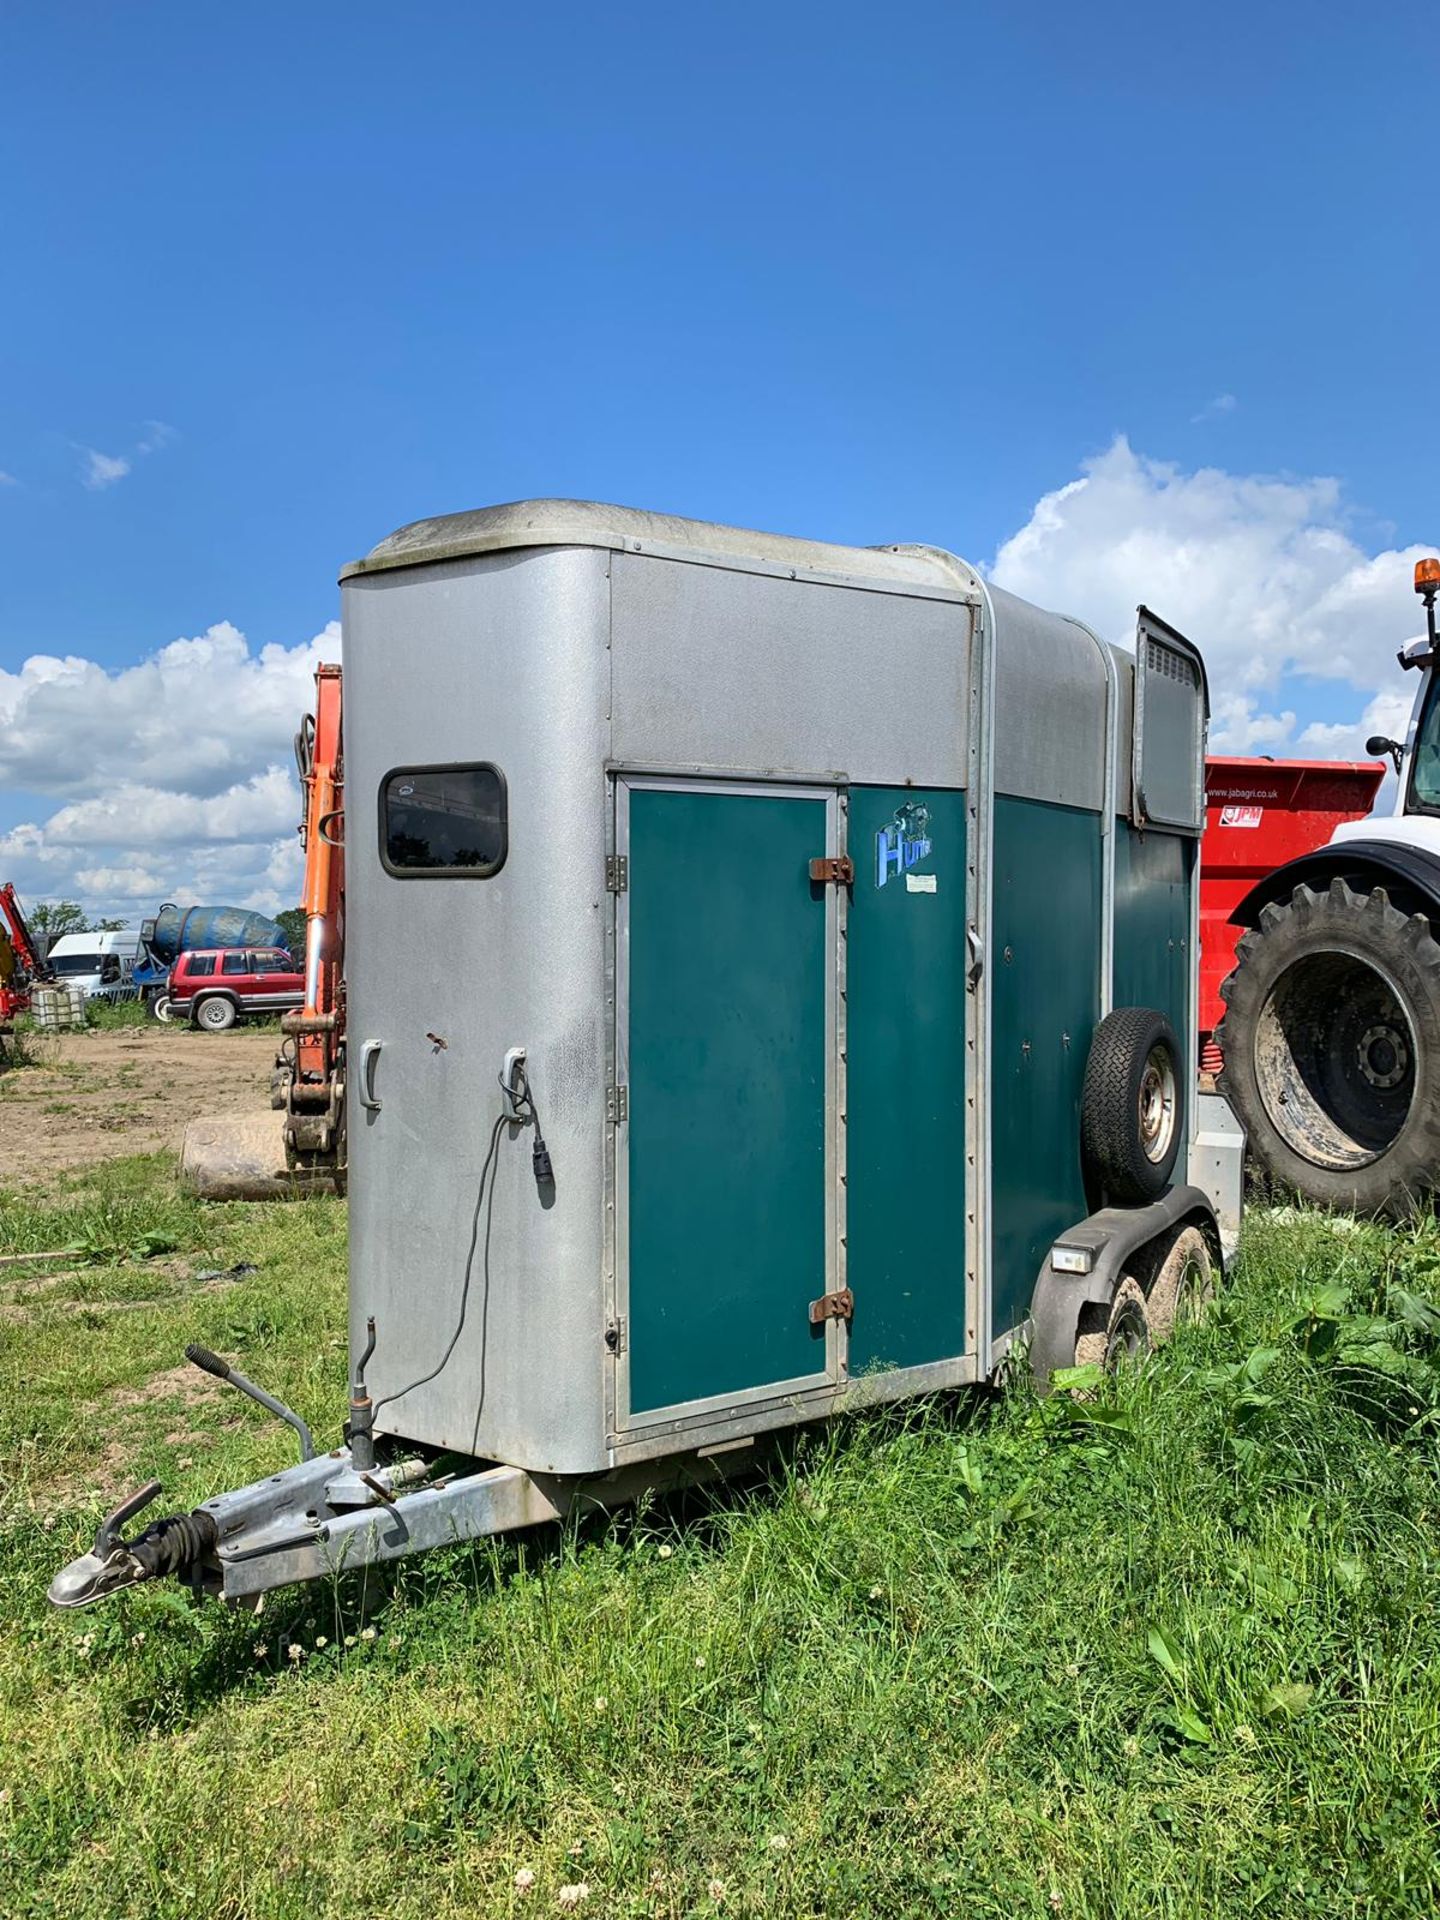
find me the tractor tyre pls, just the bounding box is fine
[194,995,238,1033]
[1216,880,1440,1218]
[1080,1007,1183,1204]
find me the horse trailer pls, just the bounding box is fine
[52,499,1242,1611]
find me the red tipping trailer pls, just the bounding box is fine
[1199,756,1385,1072]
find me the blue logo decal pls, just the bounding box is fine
[876,801,933,888]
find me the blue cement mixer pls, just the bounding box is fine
[133,903,291,1002]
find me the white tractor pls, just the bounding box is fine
[1218,558,1440,1214]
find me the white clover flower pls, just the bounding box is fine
[514,1868,536,1893]
[360,1625,377,1642]
[287,1643,304,1662]
[556,1883,589,1909]
[657,1544,673,1560]
[708,1879,725,1903]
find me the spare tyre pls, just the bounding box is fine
[1216,879,1440,1217]
[1081,1007,1182,1203]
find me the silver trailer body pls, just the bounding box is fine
[340,500,1228,1477]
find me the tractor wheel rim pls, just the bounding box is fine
[1138,1047,1178,1163]
[1358,1021,1409,1091]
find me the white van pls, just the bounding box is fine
[45,928,142,999]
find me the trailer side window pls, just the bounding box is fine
[381,764,507,877]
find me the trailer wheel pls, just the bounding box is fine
[1074,1277,1149,1370]
[1142,1225,1215,1343]
[150,994,175,1024]
[194,995,237,1033]
[1080,1008,1182,1203]
[1217,881,1440,1217]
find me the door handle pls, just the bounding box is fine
[966,926,984,989]
[359,1039,383,1112]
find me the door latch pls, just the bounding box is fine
[809,1287,855,1326]
[809,856,855,887]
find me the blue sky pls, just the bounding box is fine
[1,2,1436,915]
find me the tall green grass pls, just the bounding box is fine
[0,1170,1436,1919]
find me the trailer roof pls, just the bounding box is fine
[340,497,983,596]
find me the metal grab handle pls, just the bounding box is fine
[360,1038,383,1112]
[95,1480,163,1556]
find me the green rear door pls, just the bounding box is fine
[845,787,969,1371]
[620,781,835,1419]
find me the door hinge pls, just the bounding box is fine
[606,855,628,893]
[607,1084,629,1124]
[605,1317,627,1353]
[809,1287,855,1326]
[809,855,855,886]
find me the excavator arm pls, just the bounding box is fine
[281,664,346,1181]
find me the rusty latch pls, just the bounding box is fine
[809,1287,855,1326]
[809,856,855,886]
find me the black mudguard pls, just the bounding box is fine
[1231,840,1440,928]
[1026,1184,1219,1389]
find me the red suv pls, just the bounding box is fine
[163,948,305,1031]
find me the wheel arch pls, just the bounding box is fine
[192,990,242,1019]
[1230,841,1440,930]
[1024,1186,1220,1390]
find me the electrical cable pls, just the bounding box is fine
[370,1109,508,1419]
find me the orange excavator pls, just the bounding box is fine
[180,664,347,1197]
[277,662,346,1179]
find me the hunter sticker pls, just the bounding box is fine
[876,800,933,888]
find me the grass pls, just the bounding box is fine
[1,1164,1438,1919]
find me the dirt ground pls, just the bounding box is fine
[0,1026,279,1184]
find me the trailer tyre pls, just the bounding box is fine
[1142,1225,1215,1343]
[1080,1007,1182,1203]
[194,995,237,1033]
[150,994,174,1024]
[1216,880,1440,1217]
[1074,1277,1149,1370]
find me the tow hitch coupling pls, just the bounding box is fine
[46,1481,218,1610]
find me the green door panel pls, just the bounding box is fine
[625,786,829,1415]
[846,787,969,1372]
[1113,826,1193,1047]
[990,796,1101,1338]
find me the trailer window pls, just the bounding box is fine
[381,764,507,877]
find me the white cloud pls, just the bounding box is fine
[1191,393,1239,424]
[0,620,337,922]
[136,420,177,456]
[989,436,1433,760]
[79,447,131,490]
